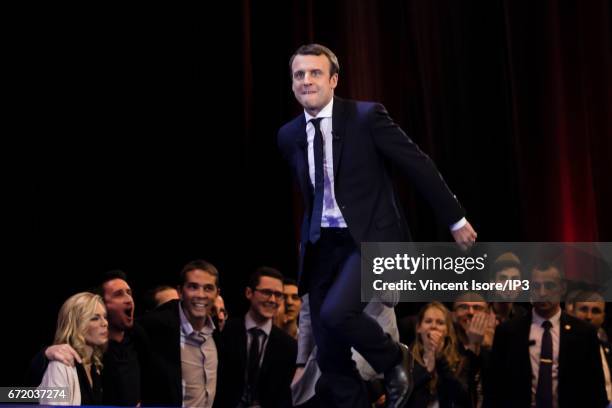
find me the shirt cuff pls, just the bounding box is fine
[450,217,467,232]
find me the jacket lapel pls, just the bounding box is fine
[513,312,533,394]
[238,318,248,374]
[332,96,346,181]
[558,313,571,389]
[294,115,313,207]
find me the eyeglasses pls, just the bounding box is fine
[253,288,285,300]
[454,304,487,313]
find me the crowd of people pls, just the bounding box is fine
[28,253,611,407]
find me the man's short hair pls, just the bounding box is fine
[453,291,487,306]
[143,284,177,311]
[289,43,340,77]
[531,259,565,280]
[565,288,582,306]
[573,290,605,305]
[490,259,523,281]
[283,277,298,288]
[93,269,129,297]
[180,259,219,287]
[248,266,284,289]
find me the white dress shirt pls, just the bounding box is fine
[179,303,217,408]
[304,98,347,228]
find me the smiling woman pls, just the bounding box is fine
[39,292,108,405]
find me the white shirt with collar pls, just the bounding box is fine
[304,98,347,228]
[244,310,273,368]
[179,302,217,408]
[529,308,561,408]
[302,97,466,231]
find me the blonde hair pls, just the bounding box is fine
[411,302,463,393]
[54,292,106,369]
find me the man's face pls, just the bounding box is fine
[574,301,606,329]
[283,284,301,322]
[291,54,338,116]
[103,279,135,331]
[212,295,228,331]
[453,301,487,332]
[246,276,284,322]
[495,267,522,300]
[531,267,564,316]
[180,269,218,325]
[154,288,179,307]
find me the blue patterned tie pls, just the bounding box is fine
[536,320,553,408]
[309,118,324,243]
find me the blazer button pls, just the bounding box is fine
[340,205,346,210]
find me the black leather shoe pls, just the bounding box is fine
[384,343,413,408]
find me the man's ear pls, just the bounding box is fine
[177,285,183,301]
[245,287,253,300]
[330,73,338,90]
[560,280,568,297]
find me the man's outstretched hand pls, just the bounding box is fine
[452,221,477,251]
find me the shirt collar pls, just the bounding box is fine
[244,310,272,337]
[304,97,334,123]
[178,301,216,336]
[532,307,562,327]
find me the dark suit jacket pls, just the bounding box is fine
[484,311,607,408]
[138,299,221,407]
[277,96,464,290]
[214,317,297,408]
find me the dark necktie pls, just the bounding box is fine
[309,118,324,243]
[536,320,553,408]
[247,327,265,404]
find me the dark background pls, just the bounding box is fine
[4,1,611,386]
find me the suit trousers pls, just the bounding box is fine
[305,228,400,407]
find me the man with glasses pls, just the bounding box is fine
[453,292,495,355]
[452,292,496,406]
[215,267,297,408]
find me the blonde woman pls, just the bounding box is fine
[39,292,108,405]
[407,302,471,408]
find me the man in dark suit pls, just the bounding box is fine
[572,290,612,404]
[215,267,297,408]
[277,43,477,408]
[484,261,607,408]
[139,260,222,407]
